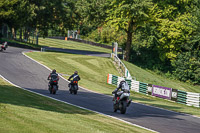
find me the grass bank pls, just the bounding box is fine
[0,78,151,133]
[1,37,112,53]
[25,52,200,117]
[26,52,120,95]
[39,38,112,53]
[123,61,200,93]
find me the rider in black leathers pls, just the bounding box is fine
[47,69,59,89]
[68,71,80,88]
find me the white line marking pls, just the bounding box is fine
[0,74,157,133]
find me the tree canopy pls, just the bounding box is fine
[1,0,200,84]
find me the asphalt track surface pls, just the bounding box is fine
[43,46,111,57]
[1,47,200,133]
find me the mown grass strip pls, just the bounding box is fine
[39,38,112,53]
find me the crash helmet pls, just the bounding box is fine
[74,71,78,74]
[52,69,56,73]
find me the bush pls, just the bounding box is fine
[172,51,200,85]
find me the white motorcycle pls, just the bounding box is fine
[113,89,132,114]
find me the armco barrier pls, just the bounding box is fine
[111,75,118,85]
[139,82,147,94]
[131,80,139,92]
[107,74,200,108]
[125,79,132,87]
[186,92,200,107]
[177,90,187,104]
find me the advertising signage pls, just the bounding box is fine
[152,85,172,99]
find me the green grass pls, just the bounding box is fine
[0,78,152,133]
[25,52,200,117]
[123,61,200,93]
[1,37,112,53]
[26,52,120,95]
[39,38,112,53]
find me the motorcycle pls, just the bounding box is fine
[0,45,7,52]
[113,91,132,114]
[48,80,58,94]
[68,80,78,94]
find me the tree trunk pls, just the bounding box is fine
[12,28,16,39]
[124,20,133,61]
[125,31,132,61]
[20,28,22,41]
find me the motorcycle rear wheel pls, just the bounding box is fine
[120,101,127,114]
[74,90,77,94]
[52,85,57,94]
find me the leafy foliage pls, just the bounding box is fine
[106,0,153,61]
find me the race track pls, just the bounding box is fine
[0,47,200,133]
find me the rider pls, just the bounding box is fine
[112,80,132,105]
[47,69,59,90]
[1,41,8,50]
[68,71,81,88]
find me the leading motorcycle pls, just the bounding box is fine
[68,80,78,94]
[113,90,131,114]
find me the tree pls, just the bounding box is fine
[172,0,200,84]
[149,0,197,61]
[106,0,153,61]
[75,0,111,36]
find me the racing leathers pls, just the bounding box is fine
[47,72,59,89]
[68,73,80,89]
[112,81,131,104]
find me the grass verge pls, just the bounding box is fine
[25,52,200,117]
[0,78,152,133]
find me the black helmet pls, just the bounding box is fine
[74,71,78,74]
[52,69,56,73]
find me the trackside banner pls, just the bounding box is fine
[152,85,172,99]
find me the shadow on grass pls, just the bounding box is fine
[0,84,95,115]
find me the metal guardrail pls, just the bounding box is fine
[111,53,133,79]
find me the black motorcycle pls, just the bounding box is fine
[113,91,131,114]
[48,80,58,94]
[68,80,78,94]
